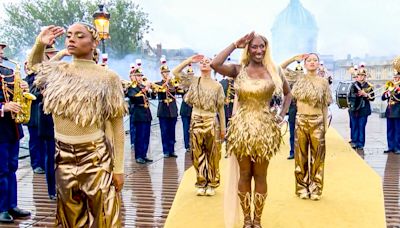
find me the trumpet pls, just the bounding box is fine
[121,79,137,91]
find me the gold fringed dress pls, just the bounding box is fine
[227,67,281,162]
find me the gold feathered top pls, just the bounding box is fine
[291,74,332,108]
[284,68,304,88]
[184,76,225,113]
[34,59,128,127]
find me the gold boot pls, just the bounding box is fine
[238,191,252,228]
[253,192,267,228]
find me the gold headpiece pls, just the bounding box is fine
[160,64,170,72]
[133,67,143,75]
[186,64,194,74]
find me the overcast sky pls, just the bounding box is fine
[1,0,400,60]
[136,0,400,60]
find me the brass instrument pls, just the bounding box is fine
[150,82,166,93]
[367,80,400,98]
[2,57,37,124]
[121,79,137,91]
[170,77,180,87]
[385,80,396,92]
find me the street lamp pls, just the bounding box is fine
[93,4,110,54]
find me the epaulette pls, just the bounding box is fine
[0,64,14,75]
[0,64,11,70]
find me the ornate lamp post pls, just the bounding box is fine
[93,4,110,54]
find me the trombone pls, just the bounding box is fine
[367,80,400,98]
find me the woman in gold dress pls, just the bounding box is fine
[211,32,292,228]
[291,53,332,201]
[172,54,226,196]
[27,24,127,227]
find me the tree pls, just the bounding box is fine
[0,0,151,58]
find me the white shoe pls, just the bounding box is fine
[196,187,206,196]
[205,187,215,196]
[310,194,321,201]
[298,192,309,199]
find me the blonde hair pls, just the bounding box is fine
[240,35,282,94]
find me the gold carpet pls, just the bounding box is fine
[164,128,386,228]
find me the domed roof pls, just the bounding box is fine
[271,0,318,32]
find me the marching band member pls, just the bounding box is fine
[155,57,179,158]
[177,65,193,153]
[219,75,235,127]
[280,54,306,160]
[317,60,333,85]
[128,63,137,149]
[0,42,31,223]
[25,44,59,175]
[291,53,332,201]
[383,57,400,154]
[348,68,374,150]
[173,54,225,196]
[126,67,154,163]
[26,44,66,201]
[28,24,127,227]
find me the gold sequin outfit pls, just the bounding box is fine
[55,137,121,227]
[227,67,281,162]
[28,38,127,227]
[172,60,225,188]
[291,74,332,197]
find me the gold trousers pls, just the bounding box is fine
[190,114,221,188]
[294,114,326,196]
[55,137,121,228]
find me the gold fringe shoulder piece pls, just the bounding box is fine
[178,72,196,90]
[34,61,128,127]
[184,77,225,112]
[291,75,331,108]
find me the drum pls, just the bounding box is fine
[336,81,352,109]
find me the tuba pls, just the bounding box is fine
[2,57,37,124]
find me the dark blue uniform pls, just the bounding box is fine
[155,80,178,157]
[287,81,297,159]
[126,84,153,160]
[382,83,400,153]
[348,81,374,149]
[219,78,235,127]
[25,73,45,172]
[179,90,192,151]
[0,65,24,214]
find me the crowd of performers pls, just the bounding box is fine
[0,22,399,228]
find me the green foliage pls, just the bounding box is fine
[0,0,151,58]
